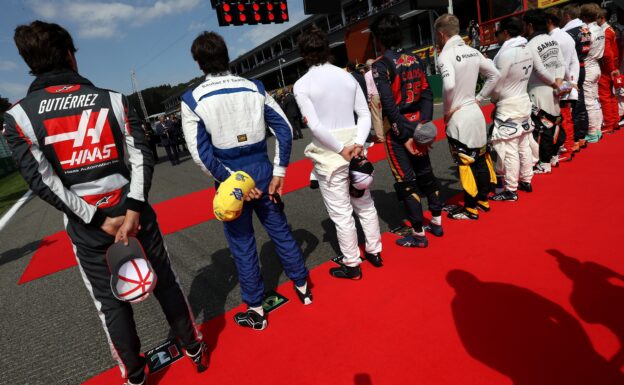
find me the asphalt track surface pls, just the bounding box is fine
[0,106,460,384]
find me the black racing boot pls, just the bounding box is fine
[234,309,267,331]
[329,264,362,280]
[364,252,383,267]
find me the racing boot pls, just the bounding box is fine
[518,181,533,193]
[424,223,444,237]
[294,282,313,305]
[125,372,147,385]
[234,308,267,331]
[396,233,428,248]
[364,251,383,267]
[489,190,518,202]
[533,162,551,174]
[447,206,479,220]
[186,342,209,373]
[329,264,362,280]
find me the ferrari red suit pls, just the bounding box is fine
[599,22,620,134]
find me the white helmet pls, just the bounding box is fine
[107,237,157,303]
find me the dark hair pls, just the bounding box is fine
[297,26,331,67]
[191,31,229,74]
[499,16,523,37]
[370,13,403,48]
[544,7,561,26]
[523,9,548,35]
[14,20,77,76]
[346,61,356,72]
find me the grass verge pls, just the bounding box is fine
[0,171,28,217]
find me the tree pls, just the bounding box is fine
[127,76,204,119]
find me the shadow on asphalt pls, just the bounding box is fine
[260,228,320,291]
[187,248,238,368]
[320,218,341,257]
[183,228,320,367]
[370,177,463,231]
[0,238,52,267]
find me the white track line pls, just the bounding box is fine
[0,190,33,232]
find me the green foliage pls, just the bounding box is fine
[0,95,11,127]
[0,171,28,216]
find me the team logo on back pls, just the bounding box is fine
[395,54,417,67]
[43,108,118,170]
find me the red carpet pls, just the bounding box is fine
[17,104,495,285]
[84,133,624,384]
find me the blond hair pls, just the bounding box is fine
[580,3,602,22]
[434,13,460,37]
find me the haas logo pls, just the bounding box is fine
[44,108,118,170]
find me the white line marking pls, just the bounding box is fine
[0,190,33,232]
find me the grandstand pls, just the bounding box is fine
[228,0,478,90]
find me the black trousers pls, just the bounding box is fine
[148,141,159,162]
[447,138,491,211]
[532,115,565,164]
[66,205,201,381]
[163,143,179,165]
[385,135,443,232]
[573,66,589,141]
[288,117,303,138]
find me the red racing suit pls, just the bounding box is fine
[599,23,620,133]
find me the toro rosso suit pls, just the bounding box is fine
[2,70,202,381]
[181,73,308,308]
[372,48,443,233]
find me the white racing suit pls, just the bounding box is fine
[491,37,555,190]
[294,63,382,267]
[438,35,500,215]
[584,22,605,141]
[526,33,566,170]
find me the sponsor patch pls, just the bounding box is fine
[231,187,244,201]
[237,134,248,143]
[145,339,183,373]
[262,290,289,314]
[45,85,81,94]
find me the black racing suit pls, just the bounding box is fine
[282,92,303,138]
[566,24,591,141]
[2,70,201,382]
[373,48,443,233]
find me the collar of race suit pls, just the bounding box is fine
[28,69,94,94]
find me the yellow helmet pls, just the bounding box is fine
[213,171,256,222]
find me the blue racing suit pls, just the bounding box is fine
[181,73,308,307]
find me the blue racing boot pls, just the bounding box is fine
[396,234,428,248]
[424,223,444,237]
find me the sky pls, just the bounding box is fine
[0,0,309,104]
